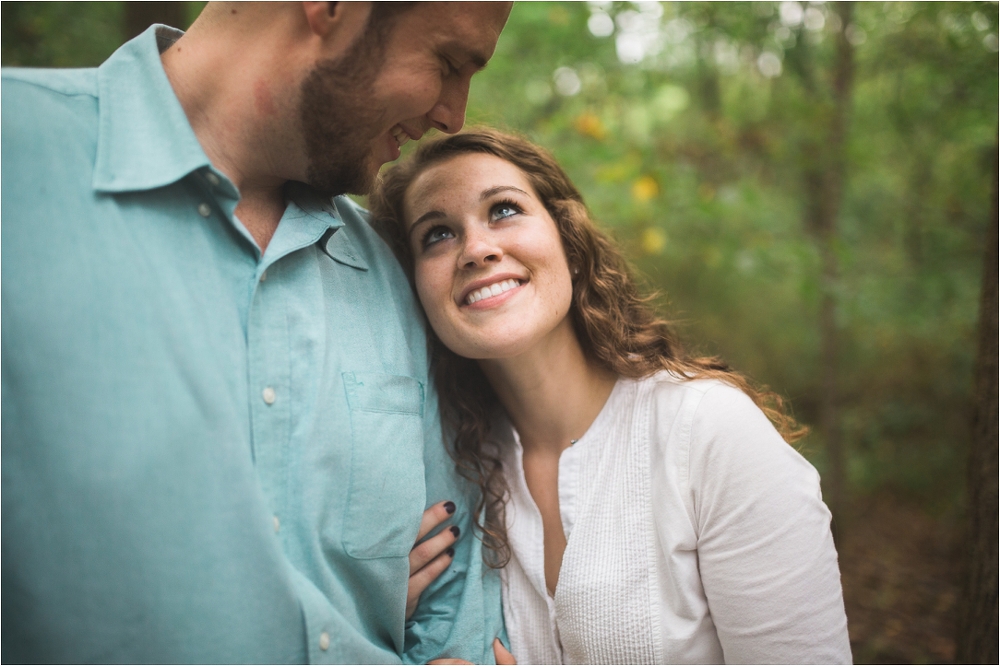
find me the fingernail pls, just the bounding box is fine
[446,547,455,558]
[450,525,460,538]
[443,501,456,514]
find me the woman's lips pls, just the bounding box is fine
[463,278,523,306]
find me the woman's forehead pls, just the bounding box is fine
[404,153,534,213]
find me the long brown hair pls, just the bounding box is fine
[369,128,807,567]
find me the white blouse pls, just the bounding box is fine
[499,373,852,664]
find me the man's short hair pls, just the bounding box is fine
[366,2,419,48]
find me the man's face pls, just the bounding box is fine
[299,2,512,197]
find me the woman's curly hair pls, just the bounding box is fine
[368,128,807,567]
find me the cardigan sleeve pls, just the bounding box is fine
[685,383,852,664]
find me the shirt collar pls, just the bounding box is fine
[285,182,344,228]
[93,25,212,193]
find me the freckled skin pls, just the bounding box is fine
[404,153,575,361]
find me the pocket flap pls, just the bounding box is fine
[342,372,423,415]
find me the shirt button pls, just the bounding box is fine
[260,270,268,282]
[205,172,220,187]
[197,202,211,217]
[319,632,330,651]
[273,515,280,533]
[262,387,276,405]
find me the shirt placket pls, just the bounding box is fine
[247,258,293,537]
[188,171,290,514]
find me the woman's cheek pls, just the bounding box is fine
[415,265,449,319]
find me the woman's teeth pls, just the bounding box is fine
[466,279,521,305]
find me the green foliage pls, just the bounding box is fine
[1,2,204,67]
[463,1,997,509]
[2,2,996,512]
[2,2,125,67]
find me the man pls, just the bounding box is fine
[2,2,511,662]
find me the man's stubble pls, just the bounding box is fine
[299,31,387,198]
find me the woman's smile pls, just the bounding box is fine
[460,276,524,307]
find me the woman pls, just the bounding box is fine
[377,129,851,664]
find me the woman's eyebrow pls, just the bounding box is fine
[408,210,445,238]
[408,186,531,238]
[481,185,529,200]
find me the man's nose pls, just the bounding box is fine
[427,76,471,134]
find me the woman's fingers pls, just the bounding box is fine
[416,499,456,543]
[410,507,459,576]
[424,640,514,665]
[407,501,460,619]
[406,547,455,619]
[493,638,517,664]
[406,548,455,618]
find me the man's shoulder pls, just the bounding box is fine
[2,67,99,100]
[2,67,100,146]
[2,67,104,222]
[333,195,370,223]
[331,194,420,296]
[332,195,387,256]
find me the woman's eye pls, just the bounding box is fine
[491,203,522,221]
[422,225,455,248]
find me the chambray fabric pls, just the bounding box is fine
[1,26,501,664]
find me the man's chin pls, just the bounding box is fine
[306,162,379,199]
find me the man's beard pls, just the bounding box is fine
[299,36,387,197]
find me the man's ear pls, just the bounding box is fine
[301,1,371,40]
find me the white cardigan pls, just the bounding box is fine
[499,373,852,664]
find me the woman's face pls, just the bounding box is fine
[403,153,575,360]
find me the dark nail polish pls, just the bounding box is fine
[446,547,455,558]
[450,525,460,538]
[443,501,456,514]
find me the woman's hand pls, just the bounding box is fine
[493,638,517,664]
[407,500,460,619]
[427,639,517,665]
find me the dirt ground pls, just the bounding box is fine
[837,494,963,664]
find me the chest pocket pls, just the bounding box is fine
[341,372,426,559]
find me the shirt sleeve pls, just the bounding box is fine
[687,383,852,664]
[401,381,505,665]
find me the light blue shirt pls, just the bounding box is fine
[2,26,502,664]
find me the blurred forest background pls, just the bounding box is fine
[3,2,997,663]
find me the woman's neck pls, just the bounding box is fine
[478,320,617,455]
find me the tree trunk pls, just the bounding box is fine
[694,8,721,119]
[810,2,855,526]
[124,2,187,41]
[955,140,999,664]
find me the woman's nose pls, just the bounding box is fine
[458,231,502,269]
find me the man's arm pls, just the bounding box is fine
[402,385,505,664]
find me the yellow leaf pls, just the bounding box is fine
[632,175,659,202]
[641,227,667,255]
[574,112,606,140]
